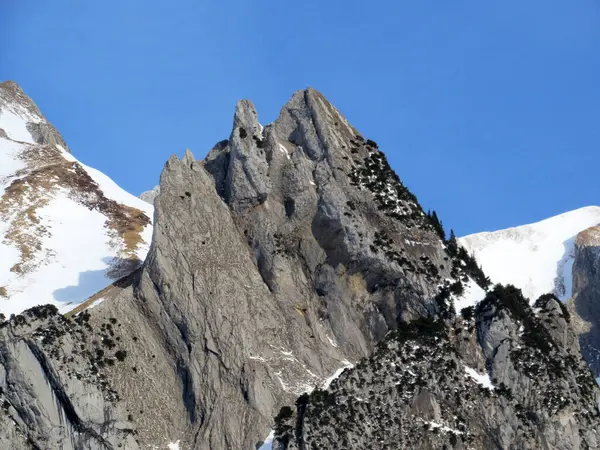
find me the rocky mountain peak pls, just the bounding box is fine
[233,98,261,132]
[0,87,483,449]
[0,81,25,102]
[0,86,597,450]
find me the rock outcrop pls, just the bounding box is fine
[140,185,160,204]
[0,305,140,450]
[571,226,600,376]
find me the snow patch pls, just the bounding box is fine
[0,193,119,316]
[326,335,338,348]
[420,419,464,435]
[454,278,486,311]
[85,297,106,310]
[464,365,494,390]
[322,360,353,389]
[0,137,153,316]
[77,160,153,222]
[0,138,28,196]
[278,143,291,160]
[0,108,35,143]
[167,441,180,450]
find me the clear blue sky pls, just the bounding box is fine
[1,1,599,236]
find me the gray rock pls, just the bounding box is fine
[26,120,70,149]
[0,307,139,450]
[139,185,160,204]
[222,100,271,212]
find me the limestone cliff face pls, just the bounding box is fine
[125,88,467,448]
[204,88,454,358]
[572,226,600,375]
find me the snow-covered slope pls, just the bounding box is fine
[0,81,153,316]
[460,206,600,302]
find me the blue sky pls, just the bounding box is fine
[1,0,599,236]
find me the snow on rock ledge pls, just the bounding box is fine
[464,365,494,390]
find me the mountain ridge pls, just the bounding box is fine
[0,81,153,317]
[0,83,598,450]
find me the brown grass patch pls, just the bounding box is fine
[0,286,7,298]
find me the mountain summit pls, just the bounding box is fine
[0,81,153,316]
[0,86,598,450]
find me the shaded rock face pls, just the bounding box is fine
[274,286,600,450]
[572,226,600,375]
[0,305,140,450]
